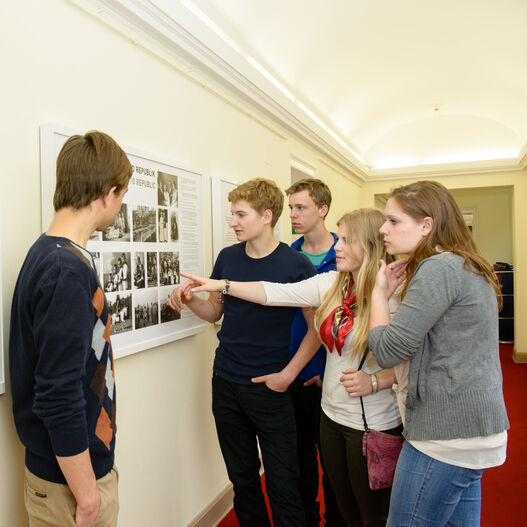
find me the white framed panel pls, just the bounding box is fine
[0,215,5,394]
[40,124,206,359]
[461,206,478,242]
[211,176,239,261]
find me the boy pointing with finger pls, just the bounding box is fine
[170,178,316,527]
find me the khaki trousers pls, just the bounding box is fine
[24,466,119,527]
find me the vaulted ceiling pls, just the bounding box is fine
[96,0,527,179]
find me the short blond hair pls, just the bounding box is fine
[228,178,284,227]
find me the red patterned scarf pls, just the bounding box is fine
[320,273,356,355]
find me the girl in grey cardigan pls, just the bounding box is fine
[369,180,509,527]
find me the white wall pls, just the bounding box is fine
[0,1,362,525]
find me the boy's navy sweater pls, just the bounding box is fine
[9,234,116,483]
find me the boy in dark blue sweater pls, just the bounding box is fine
[9,131,132,527]
[169,178,318,527]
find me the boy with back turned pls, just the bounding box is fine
[9,131,132,527]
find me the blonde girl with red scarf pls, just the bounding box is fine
[170,208,403,527]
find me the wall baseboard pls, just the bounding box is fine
[187,483,234,527]
[513,346,527,363]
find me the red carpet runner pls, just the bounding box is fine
[218,343,526,527]
[481,343,527,526]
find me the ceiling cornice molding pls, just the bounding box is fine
[518,141,527,169]
[368,158,522,182]
[69,0,369,180]
[67,0,526,183]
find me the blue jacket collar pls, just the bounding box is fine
[292,232,337,271]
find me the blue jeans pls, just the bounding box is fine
[388,442,485,527]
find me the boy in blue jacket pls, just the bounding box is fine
[286,178,345,527]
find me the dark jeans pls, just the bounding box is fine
[290,378,346,527]
[212,374,306,527]
[320,411,403,527]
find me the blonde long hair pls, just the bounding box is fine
[389,181,502,307]
[314,208,393,358]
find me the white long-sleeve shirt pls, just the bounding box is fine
[263,272,401,431]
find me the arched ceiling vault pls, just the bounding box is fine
[84,0,527,180]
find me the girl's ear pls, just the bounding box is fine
[421,217,433,235]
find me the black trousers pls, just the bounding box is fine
[212,374,306,527]
[320,411,403,527]
[289,378,346,527]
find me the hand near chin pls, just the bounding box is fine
[376,258,408,298]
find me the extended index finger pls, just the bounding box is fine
[181,272,202,282]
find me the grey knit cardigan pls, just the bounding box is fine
[368,252,509,441]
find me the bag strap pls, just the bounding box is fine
[358,349,369,432]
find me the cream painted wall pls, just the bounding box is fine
[361,171,526,362]
[0,1,362,526]
[449,187,513,266]
[372,187,514,267]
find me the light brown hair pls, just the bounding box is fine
[388,180,501,306]
[285,178,332,217]
[228,178,284,227]
[314,208,393,357]
[54,131,132,211]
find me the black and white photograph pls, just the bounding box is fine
[158,208,168,243]
[103,252,131,292]
[160,288,181,323]
[107,292,132,335]
[133,252,145,289]
[157,171,178,208]
[159,251,180,286]
[134,288,159,329]
[169,209,179,242]
[89,231,101,241]
[92,252,101,282]
[103,204,130,241]
[146,252,158,288]
[132,205,157,242]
